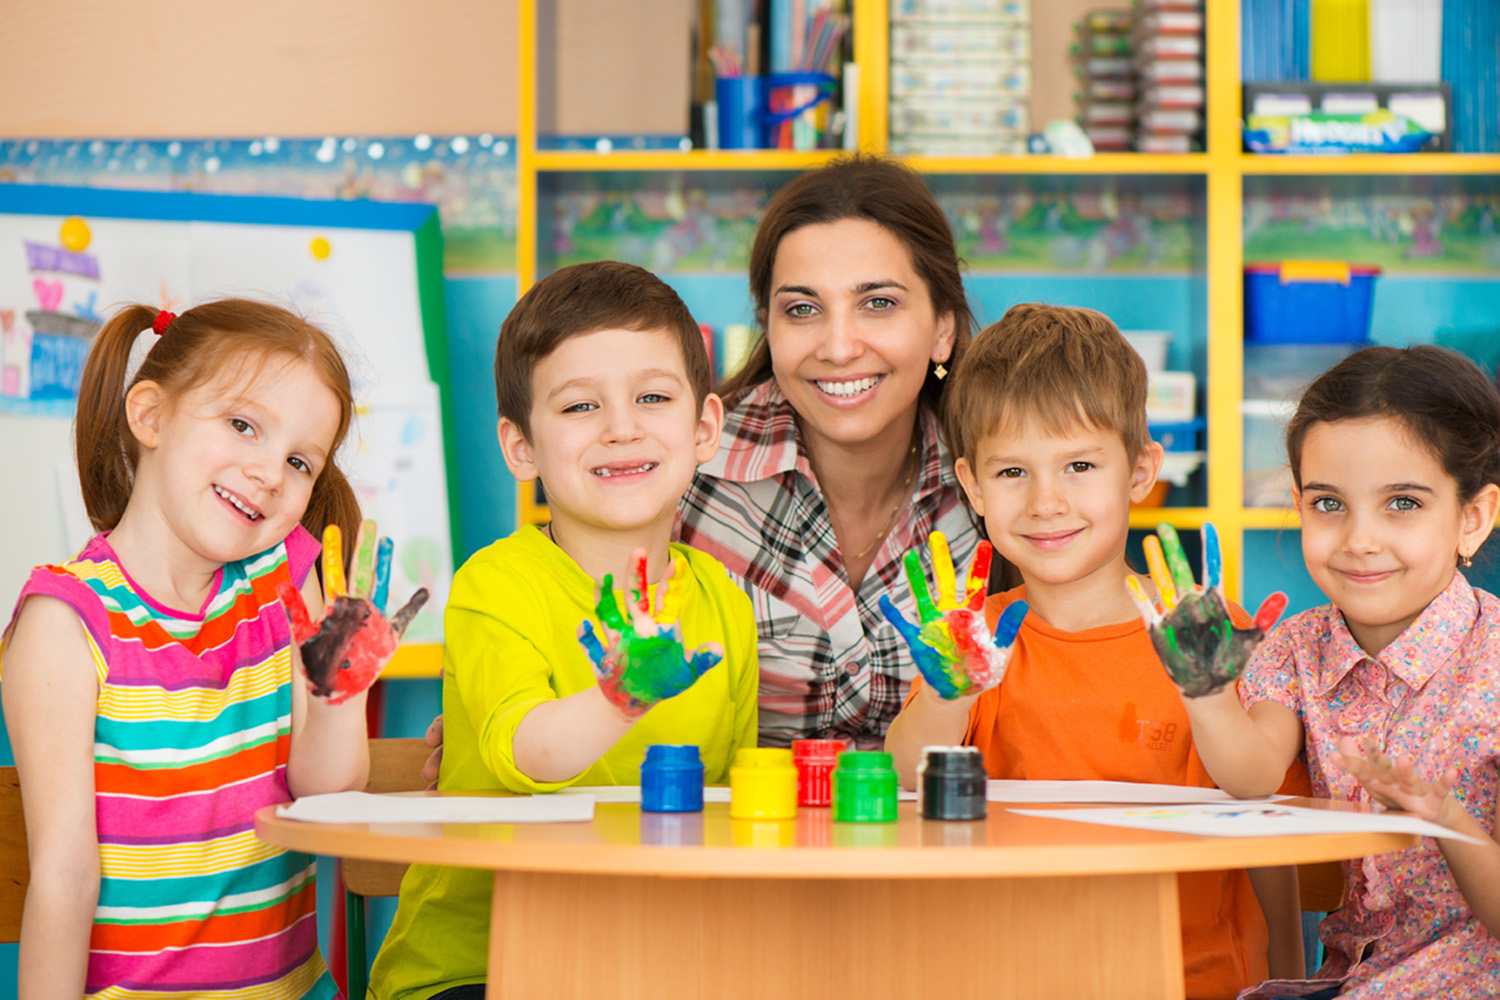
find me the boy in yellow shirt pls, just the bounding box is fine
[371,261,759,1000]
[884,303,1306,999]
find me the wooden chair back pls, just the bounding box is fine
[0,766,30,943]
[1297,860,1345,913]
[344,737,430,896]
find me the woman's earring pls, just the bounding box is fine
[934,362,948,380]
[1461,552,1474,568]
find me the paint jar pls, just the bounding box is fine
[918,746,988,821]
[831,751,899,823]
[641,744,705,813]
[729,748,798,820]
[791,738,846,807]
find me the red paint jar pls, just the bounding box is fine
[791,738,846,807]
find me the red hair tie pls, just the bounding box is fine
[152,310,177,336]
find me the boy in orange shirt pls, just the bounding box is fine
[884,303,1306,1000]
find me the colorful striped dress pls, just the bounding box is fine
[9,528,338,1000]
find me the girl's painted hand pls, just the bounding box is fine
[577,548,723,718]
[278,521,429,705]
[879,534,1028,701]
[1128,523,1287,698]
[1334,735,1462,825]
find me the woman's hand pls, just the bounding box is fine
[578,548,723,717]
[1334,735,1463,826]
[1128,523,1286,698]
[279,521,428,705]
[879,533,1027,700]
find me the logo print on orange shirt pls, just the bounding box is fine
[1119,702,1178,751]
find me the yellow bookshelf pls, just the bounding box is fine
[507,0,1499,612]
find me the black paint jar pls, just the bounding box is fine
[919,746,988,821]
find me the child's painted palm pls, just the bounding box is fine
[578,548,723,718]
[278,520,429,705]
[879,533,1028,701]
[1127,523,1287,698]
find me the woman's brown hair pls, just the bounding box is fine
[1286,344,1500,504]
[74,299,361,551]
[717,154,974,412]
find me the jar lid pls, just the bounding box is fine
[733,747,794,768]
[791,738,847,759]
[644,744,702,766]
[837,750,894,770]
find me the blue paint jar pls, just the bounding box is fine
[641,744,705,813]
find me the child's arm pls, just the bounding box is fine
[511,688,639,782]
[2,597,102,999]
[1335,738,1500,939]
[286,572,370,797]
[1178,689,1305,798]
[884,686,979,789]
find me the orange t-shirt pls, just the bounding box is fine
[907,586,1309,1000]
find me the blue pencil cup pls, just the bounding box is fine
[715,76,764,150]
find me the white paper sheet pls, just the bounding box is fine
[1010,802,1483,844]
[278,791,595,824]
[558,785,733,804]
[986,779,1282,804]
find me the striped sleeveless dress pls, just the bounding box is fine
[10,527,338,999]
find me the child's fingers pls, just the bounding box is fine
[350,519,379,599]
[578,620,608,671]
[1156,523,1197,597]
[323,524,346,599]
[879,595,923,647]
[930,531,958,610]
[372,537,394,614]
[992,599,1028,648]
[596,575,627,632]
[388,588,429,638]
[277,580,318,643]
[630,548,651,613]
[657,556,688,624]
[685,643,724,680]
[1202,523,1222,592]
[963,541,993,610]
[1125,576,1162,629]
[1252,592,1289,633]
[902,550,938,624]
[1143,536,1178,612]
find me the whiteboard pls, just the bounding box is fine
[0,186,454,642]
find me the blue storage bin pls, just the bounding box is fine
[1244,261,1380,344]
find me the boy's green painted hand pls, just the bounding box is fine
[1126,523,1286,698]
[879,533,1028,700]
[577,548,723,718]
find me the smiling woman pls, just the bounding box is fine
[678,155,981,749]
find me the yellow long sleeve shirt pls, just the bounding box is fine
[370,525,758,1000]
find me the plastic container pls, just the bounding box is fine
[1121,330,1173,372]
[917,746,988,821]
[831,751,899,823]
[729,748,798,820]
[1244,261,1380,345]
[640,744,704,813]
[791,738,846,807]
[715,76,763,150]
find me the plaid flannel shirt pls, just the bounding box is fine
[678,380,979,749]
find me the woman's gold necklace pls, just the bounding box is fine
[840,441,920,562]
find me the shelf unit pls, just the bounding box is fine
[508,0,1500,605]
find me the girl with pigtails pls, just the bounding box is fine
[2,300,424,999]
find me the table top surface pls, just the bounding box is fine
[255,794,1418,879]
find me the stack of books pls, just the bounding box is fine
[888,0,1031,156]
[1133,0,1205,153]
[1072,9,1137,151]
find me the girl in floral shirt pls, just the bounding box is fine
[1176,345,1500,999]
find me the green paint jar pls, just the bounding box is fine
[831,751,899,823]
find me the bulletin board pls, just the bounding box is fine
[0,184,457,644]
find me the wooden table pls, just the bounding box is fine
[256,797,1413,1000]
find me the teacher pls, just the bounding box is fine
[678,154,980,749]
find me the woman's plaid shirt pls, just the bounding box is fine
[678,380,979,749]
